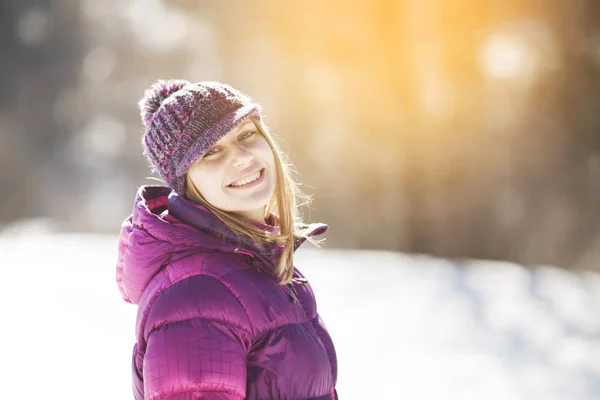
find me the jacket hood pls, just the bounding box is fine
[116,185,327,305]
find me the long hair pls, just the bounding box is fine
[185,117,313,284]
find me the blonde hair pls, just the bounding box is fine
[185,117,313,284]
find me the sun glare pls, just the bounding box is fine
[479,33,534,81]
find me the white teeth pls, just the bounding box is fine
[230,170,261,187]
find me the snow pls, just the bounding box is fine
[1,233,599,399]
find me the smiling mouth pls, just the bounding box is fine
[228,168,264,188]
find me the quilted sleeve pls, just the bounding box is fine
[143,317,249,400]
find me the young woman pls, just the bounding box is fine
[116,80,339,400]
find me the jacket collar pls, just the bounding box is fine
[166,189,328,274]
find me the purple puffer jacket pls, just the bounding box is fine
[116,186,338,400]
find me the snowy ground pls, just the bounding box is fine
[1,232,600,399]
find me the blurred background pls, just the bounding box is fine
[2,0,600,398]
[2,0,600,270]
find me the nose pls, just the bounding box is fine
[231,143,253,169]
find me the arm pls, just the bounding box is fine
[143,317,249,400]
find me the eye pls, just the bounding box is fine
[203,147,219,158]
[239,130,256,140]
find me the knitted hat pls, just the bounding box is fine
[138,79,262,194]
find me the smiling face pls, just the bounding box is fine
[186,118,277,222]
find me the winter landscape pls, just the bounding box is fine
[2,230,600,399]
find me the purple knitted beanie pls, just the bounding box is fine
[138,79,262,194]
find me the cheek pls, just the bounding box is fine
[189,167,223,197]
[255,140,275,166]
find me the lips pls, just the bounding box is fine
[227,168,264,187]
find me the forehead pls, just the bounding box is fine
[233,119,255,132]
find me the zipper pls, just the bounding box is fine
[235,248,297,303]
[281,284,297,303]
[291,278,336,397]
[234,248,333,394]
[234,248,310,304]
[286,274,311,302]
[288,282,299,301]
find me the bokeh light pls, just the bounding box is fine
[480,32,534,80]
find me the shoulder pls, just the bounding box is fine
[144,273,252,336]
[141,252,256,340]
